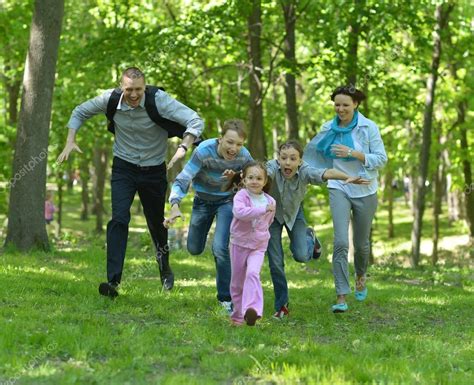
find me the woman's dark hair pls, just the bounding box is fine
[330,85,366,104]
[223,161,272,193]
[278,140,304,158]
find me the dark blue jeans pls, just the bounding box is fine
[267,207,314,311]
[106,157,168,284]
[187,196,233,302]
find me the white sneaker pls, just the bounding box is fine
[219,300,233,315]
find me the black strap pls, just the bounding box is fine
[106,85,187,139]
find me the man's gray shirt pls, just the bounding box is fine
[67,89,204,166]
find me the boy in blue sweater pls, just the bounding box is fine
[164,119,253,314]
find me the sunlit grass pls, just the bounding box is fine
[0,189,472,384]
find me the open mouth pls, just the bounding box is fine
[283,168,293,177]
[226,151,236,159]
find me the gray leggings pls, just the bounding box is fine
[329,189,378,295]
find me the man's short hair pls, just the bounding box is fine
[121,67,145,82]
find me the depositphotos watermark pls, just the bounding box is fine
[0,342,58,385]
[7,148,48,190]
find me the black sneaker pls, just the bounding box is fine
[307,227,322,260]
[161,270,174,291]
[98,282,118,298]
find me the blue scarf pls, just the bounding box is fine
[316,111,358,161]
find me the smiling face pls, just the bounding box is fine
[334,93,358,126]
[243,166,267,195]
[121,76,145,108]
[217,129,245,160]
[278,146,302,179]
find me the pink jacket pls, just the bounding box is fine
[45,200,55,220]
[230,188,276,250]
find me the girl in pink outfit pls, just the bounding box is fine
[45,191,56,225]
[229,162,276,326]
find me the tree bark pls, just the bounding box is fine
[56,171,64,236]
[410,3,453,267]
[5,0,64,251]
[282,0,299,140]
[79,158,90,221]
[347,0,363,86]
[93,147,108,233]
[247,0,267,159]
[458,100,474,244]
[432,130,446,265]
[3,67,21,127]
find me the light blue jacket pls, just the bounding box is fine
[303,112,387,180]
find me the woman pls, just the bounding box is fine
[304,85,387,313]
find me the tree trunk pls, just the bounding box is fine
[384,97,394,238]
[384,169,395,238]
[458,102,474,244]
[347,0,363,86]
[282,0,299,140]
[93,147,108,233]
[4,71,21,127]
[247,0,267,159]
[79,158,89,221]
[56,170,64,236]
[5,0,64,251]
[410,3,453,267]
[432,129,446,265]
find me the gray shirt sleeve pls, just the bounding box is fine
[300,162,326,185]
[266,159,279,179]
[67,90,113,131]
[155,90,204,139]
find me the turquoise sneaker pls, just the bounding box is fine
[331,303,348,313]
[355,287,368,301]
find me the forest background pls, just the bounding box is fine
[0,1,473,384]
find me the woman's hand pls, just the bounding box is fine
[343,176,371,185]
[330,144,352,158]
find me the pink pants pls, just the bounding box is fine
[230,243,265,324]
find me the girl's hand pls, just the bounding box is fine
[344,176,370,185]
[266,202,276,213]
[331,144,351,158]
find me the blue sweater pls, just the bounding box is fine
[169,138,253,204]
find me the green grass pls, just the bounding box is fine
[0,189,473,384]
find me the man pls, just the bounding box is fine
[57,67,204,297]
[164,119,252,314]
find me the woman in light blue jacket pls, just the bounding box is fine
[304,85,387,313]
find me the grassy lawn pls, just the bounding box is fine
[0,189,472,384]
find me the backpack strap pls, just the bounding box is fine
[144,86,186,139]
[105,88,122,134]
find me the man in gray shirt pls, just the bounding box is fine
[57,67,204,297]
